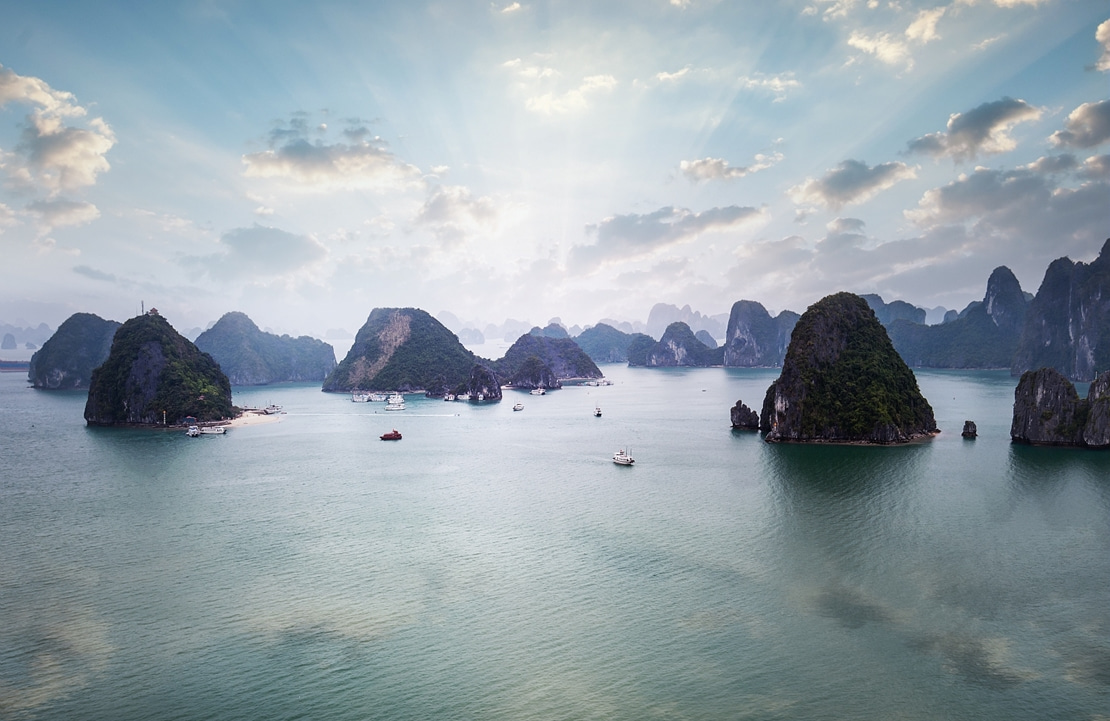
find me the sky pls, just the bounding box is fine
[1,0,1108,343]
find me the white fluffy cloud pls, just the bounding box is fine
[789,159,917,210]
[1097,19,1110,72]
[848,31,913,70]
[680,152,783,182]
[906,97,1042,161]
[0,64,116,195]
[525,74,618,115]
[1049,99,1110,149]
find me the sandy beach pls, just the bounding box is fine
[224,411,283,428]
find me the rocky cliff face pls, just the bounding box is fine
[323,308,475,392]
[886,266,1027,369]
[29,312,120,389]
[644,322,723,367]
[460,364,502,402]
[84,313,233,425]
[195,311,336,385]
[759,292,937,443]
[1010,367,1110,447]
[723,300,798,367]
[507,355,561,390]
[1012,239,1110,381]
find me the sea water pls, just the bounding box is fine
[1,367,1107,720]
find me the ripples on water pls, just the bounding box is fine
[1,368,1108,720]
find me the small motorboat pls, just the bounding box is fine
[529,388,546,395]
[594,407,602,417]
[186,425,200,437]
[513,402,524,411]
[380,429,402,441]
[612,448,634,465]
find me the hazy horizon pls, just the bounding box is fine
[2,1,1107,339]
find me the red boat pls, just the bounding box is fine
[380,429,402,441]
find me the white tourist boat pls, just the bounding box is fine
[443,393,456,401]
[513,402,524,411]
[530,388,546,395]
[385,400,405,411]
[199,426,226,435]
[370,392,388,402]
[457,392,471,401]
[387,393,404,404]
[351,392,371,402]
[612,448,634,465]
[186,425,200,437]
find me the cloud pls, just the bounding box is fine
[414,185,498,244]
[848,31,913,71]
[738,72,801,101]
[72,265,118,282]
[571,204,766,269]
[1049,100,1110,149]
[789,159,917,210]
[1098,19,1110,72]
[680,152,783,182]
[26,199,100,228]
[524,74,618,115]
[656,66,692,83]
[0,202,15,233]
[181,224,327,280]
[242,118,421,190]
[905,7,946,43]
[1078,154,1110,179]
[0,65,116,195]
[827,217,866,234]
[500,2,521,12]
[905,162,1109,253]
[906,97,1042,161]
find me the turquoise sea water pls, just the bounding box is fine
[1,367,1108,720]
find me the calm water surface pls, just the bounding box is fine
[1,367,1108,720]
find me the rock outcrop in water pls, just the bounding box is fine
[195,311,336,385]
[1010,367,1110,448]
[730,400,759,430]
[722,300,798,367]
[84,312,233,425]
[323,308,476,393]
[575,323,639,363]
[759,292,938,443]
[29,312,120,389]
[459,364,502,402]
[1012,239,1110,381]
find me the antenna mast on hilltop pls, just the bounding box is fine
[141,301,145,316]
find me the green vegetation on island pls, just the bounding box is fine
[323,308,476,393]
[29,312,121,389]
[195,311,336,385]
[761,292,937,443]
[84,312,233,425]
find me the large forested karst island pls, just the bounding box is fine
[195,311,336,385]
[1010,367,1110,448]
[759,292,938,444]
[84,311,234,425]
[28,312,120,389]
